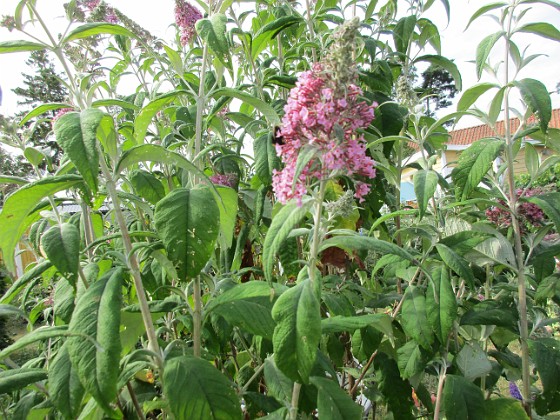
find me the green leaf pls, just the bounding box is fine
[263,200,312,283]
[436,244,475,287]
[163,356,242,420]
[374,353,415,420]
[264,358,293,404]
[196,14,231,68]
[413,55,462,90]
[62,23,136,42]
[528,339,560,394]
[512,79,552,133]
[67,268,124,415]
[401,286,434,349]
[0,368,47,394]
[254,133,280,185]
[321,314,392,338]
[0,261,52,304]
[129,170,165,205]
[154,187,220,280]
[483,398,529,420]
[0,175,28,186]
[520,0,560,11]
[458,83,499,112]
[272,280,321,383]
[397,341,429,379]
[0,175,83,274]
[206,282,285,339]
[116,144,208,183]
[252,15,302,58]
[49,343,85,419]
[310,376,363,420]
[212,88,280,126]
[451,138,505,201]
[92,99,139,112]
[319,235,416,264]
[524,142,539,181]
[525,193,560,232]
[19,103,73,125]
[460,300,518,331]
[456,342,493,381]
[443,375,485,420]
[0,40,47,54]
[517,22,560,41]
[393,15,417,55]
[215,186,238,250]
[134,91,187,144]
[476,32,505,80]
[0,326,69,360]
[41,223,80,286]
[413,170,438,220]
[426,266,457,343]
[54,109,103,193]
[466,2,507,30]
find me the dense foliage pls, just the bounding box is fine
[0,0,559,419]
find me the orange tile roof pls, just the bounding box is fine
[448,108,560,146]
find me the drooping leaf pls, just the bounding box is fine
[517,22,560,41]
[163,356,242,420]
[134,91,187,144]
[49,343,85,419]
[426,266,457,343]
[443,375,485,420]
[310,376,363,420]
[451,138,505,201]
[263,200,312,283]
[0,175,83,274]
[393,15,417,55]
[154,187,220,280]
[41,223,80,286]
[0,40,47,54]
[457,83,499,112]
[436,244,475,287]
[476,31,505,79]
[67,268,124,415]
[252,15,302,58]
[465,2,507,30]
[0,368,47,394]
[53,109,103,193]
[272,280,321,383]
[401,286,434,349]
[196,14,231,68]
[129,170,165,205]
[0,326,69,360]
[0,261,52,304]
[212,88,280,126]
[513,78,552,133]
[19,103,73,125]
[413,55,462,90]
[62,23,136,42]
[206,282,286,339]
[413,170,438,219]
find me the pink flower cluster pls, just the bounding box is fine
[175,0,202,46]
[210,173,237,188]
[1,15,16,31]
[486,188,546,233]
[80,1,118,23]
[52,108,75,126]
[272,63,377,205]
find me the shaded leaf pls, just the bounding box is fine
[310,376,362,420]
[41,223,80,286]
[443,375,485,420]
[49,343,85,419]
[401,286,434,349]
[426,266,457,343]
[0,369,47,394]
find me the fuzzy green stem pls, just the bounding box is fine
[289,382,302,420]
[433,365,446,420]
[193,276,202,357]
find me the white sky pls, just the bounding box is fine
[0,0,559,128]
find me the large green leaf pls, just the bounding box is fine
[54,109,104,193]
[401,286,434,349]
[513,78,552,133]
[62,23,136,42]
[272,280,321,383]
[413,170,438,220]
[67,268,124,415]
[413,55,462,90]
[456,342,493,381]
[436,243,475,287]
[310,376,362,420]
[397,341,429,379]
[0,368,47,394]
[163,356,242,420]
[517,22,560,41]
[393,15,417,55]
[196,14,231,68]
[0,326,69,360]
[0,175,83,274]
[154,187,220,280]
[443,375,485,420]
[451,138,505,201]
[206,282,286,339]
[129,169,165,205]
[426,266,457,343]
[263,200,312,283]
[41,223,80,286]
[212,88,280,126]
[476,32,505,79]
[525,193,560,232]
[0,40,47,54]
[483,398,529,420]
[321,314,392,338]
[49,343,85,419]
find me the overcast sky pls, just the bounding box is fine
[1,0,559,128]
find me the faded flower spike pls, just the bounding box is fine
[175,0,202,46]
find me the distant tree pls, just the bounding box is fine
[12,50,68,166]
[420,64,458,117]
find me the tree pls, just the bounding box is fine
[12,50,68,166]
[420,63,458,116]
